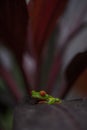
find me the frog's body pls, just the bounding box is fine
[31,90,62,104]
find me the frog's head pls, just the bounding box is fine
[31,90,49,100]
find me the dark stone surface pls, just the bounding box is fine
[13,98,87,130]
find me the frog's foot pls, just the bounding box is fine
[55,100,62,104]
[38,100,47,104]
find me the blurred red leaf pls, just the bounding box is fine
[28,0,68,57]
[46,23,87,95]
[28,0,68,89]
[0,0,28,58]
[0,0,31,95]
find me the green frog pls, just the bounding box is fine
[31,90,62,104]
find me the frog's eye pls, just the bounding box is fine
[40,90,46,96]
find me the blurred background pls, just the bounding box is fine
[0,0,87,129]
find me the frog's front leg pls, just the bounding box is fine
[47,98,62,104]
[47,98,56,104]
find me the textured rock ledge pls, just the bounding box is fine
[13,98,87,130]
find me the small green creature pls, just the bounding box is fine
[31,90,62,104]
